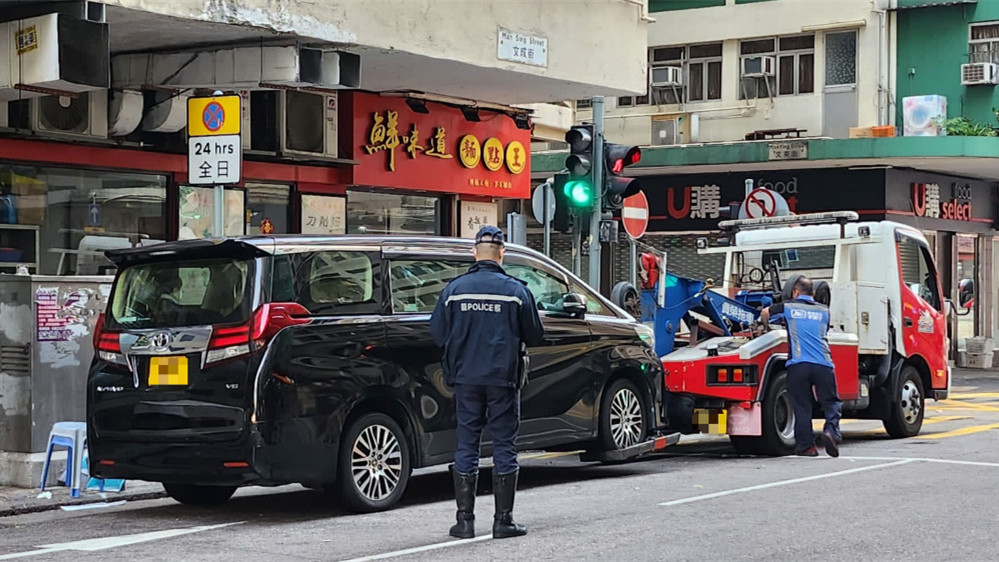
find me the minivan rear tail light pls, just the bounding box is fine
[205,303,311,364]
[93,313,126,365]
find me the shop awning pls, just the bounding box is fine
[893,0,976,10]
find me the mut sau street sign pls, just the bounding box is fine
[187,95,242,185]
[622,191,649,239]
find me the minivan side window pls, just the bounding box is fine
[898,238,942,311]
[569,281,616,317]
[504,260,569,311]
[389,259,469,313]
[298,251,382,315]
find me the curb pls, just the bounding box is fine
[0,490,168,518]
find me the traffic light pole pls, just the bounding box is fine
[588,96,604,289]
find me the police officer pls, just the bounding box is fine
[430,225,544,540]
[760,276,842,457]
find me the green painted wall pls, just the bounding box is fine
[649,0,725,12]
[896,2,999,129]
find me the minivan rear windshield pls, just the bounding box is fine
[109,258,254,329]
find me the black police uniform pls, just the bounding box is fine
[429,226,544,539]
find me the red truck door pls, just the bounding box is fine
[895,233,948,390]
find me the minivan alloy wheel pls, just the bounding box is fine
[610,386,644,449]
[350,424,403,502]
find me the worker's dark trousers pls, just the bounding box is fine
[787,362,842,452]
[453,384,520,475]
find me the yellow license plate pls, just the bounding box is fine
[693,408,728,435]
[148,356,189,386]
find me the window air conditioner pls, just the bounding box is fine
[742,56,776,78]
[651,65,683,87]
[961,63,999,86]
[31,90,108,139]
[280,90,338,159]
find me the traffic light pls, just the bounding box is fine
[603,143,642,210]
[552,173,573,233]
[564,125,596,210]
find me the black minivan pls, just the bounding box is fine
[87,236,664,512]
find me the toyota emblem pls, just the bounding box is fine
[150,332,171,351]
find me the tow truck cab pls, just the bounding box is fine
[662,211,950,455]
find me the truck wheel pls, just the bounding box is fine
[599,379,649,452]
[883,365,925,438]
[730,371,796,456]
[162,483,237,506]
[337,412,411,513]
[611,282,641,319]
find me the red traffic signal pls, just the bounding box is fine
[609,146,642,174]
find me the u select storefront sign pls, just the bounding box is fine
[343,92,531,199]
[640,168,997,234]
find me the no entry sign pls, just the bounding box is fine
[622,191,649,239]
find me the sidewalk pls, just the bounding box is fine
[0,481,167,517]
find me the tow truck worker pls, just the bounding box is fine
[760,276,842,457]
[430,226,545,540]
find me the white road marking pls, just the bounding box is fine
[840,456,999,468]
[0,522,242,560]
[340,535,492,562]
[658,460,916,507]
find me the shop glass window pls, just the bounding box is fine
[504,261,569,311]
[301,194,346,235]
[389,259,470,313]
[300,251,381,315]
[898,238,941,311]
[956,234,977,345]
[246,183,290,235]
[347,191,441,235]
[0,165,167,275]
[178,186,245,240]
[825,31,857,86]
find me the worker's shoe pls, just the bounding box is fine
[796,446,819,457]
[822,430,840,458]
[492,470,527,539]
[449,467,477,539]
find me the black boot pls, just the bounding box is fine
[492,469,527,539]
[449,467,477,539]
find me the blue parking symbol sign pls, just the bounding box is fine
[88,203,101,227]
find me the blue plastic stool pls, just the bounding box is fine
[40,422,87,498]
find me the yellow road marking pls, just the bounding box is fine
[521,451,579,461]
[917,422,999,440]
[841,416,973,438]
[948,392,999,400]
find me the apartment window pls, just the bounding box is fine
[687,43,723,102]
[576,99,592,108]
[740,35,814,99]
[620,44,722,107]
[970,22,999,64]
[825,31,857,86]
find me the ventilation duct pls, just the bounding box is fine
[0,12,110,101]
[112,46,360,91]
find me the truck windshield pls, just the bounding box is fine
[109,258,254,329]
[733,246,835,291]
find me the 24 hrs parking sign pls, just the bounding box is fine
[187,95,242,185]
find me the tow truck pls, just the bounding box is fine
[620,210,950,455]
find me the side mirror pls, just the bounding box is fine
[560,293,587,318]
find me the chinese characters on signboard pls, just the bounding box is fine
[664,185,723,220]
[301,194,346,235]
[362,111,526,190]
[497,28,549,68]
[912,182,974,221]
[460,201,499,239]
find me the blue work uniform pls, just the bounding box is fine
[430,260,545,475]
[768,296,842,452]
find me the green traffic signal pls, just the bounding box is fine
[564,179,593,206]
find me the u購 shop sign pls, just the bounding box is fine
[349,93,532,199]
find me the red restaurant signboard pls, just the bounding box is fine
[345,92,531,199]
